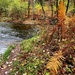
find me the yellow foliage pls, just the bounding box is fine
[46,51,63,75]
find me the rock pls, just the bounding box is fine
[1,65,7,69]
[5,71,8,74]
[6,62,9,65]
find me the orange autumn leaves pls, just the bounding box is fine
[46,1,67,74]
[58,1,65,21]
[58,1,67,39]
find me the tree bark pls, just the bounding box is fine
[56,0,59,16]
[39,0,45,17]
[66,0,70,13]
[51,4,53,17]
[32,0,35,20]
[73,0,75,8]
[28,0,30,17]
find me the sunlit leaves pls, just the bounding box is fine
[46,51,63,74]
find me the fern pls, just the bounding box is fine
[46,51,63,75]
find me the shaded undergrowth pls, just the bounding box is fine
[9,16,75,75]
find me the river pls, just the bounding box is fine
[0,22,40,54]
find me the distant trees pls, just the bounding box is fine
[0,0,10,17]
[28,0,45,18]
[38,0,45,16]
[0,0,28,19]
[0,0,75,20]
[73,0,75,8]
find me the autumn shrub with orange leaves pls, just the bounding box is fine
[58,1,67,40]
[43,1,75,75]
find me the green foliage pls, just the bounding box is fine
[0,0,28,17]
[8,32,52,75]
[35,3,41,10]
[3,45,15,61]
[66,65,72,73]
[21,35,40,52]
[0,0,11,16]
[45,72,50,75]
[0,0,10,9]
[10,60,25,75]
[8,0,28,18]
[25,57,42,75]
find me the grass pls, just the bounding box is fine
[3,45,15,61]
[9,35,51,75]
[21,35,40,52]
[0,45,15,66]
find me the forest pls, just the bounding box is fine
[0,0,75,75]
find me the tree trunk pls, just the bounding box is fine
[56,0,59,16]
[50,1,54,17]
[51,5,53,17]
[39,0,45,18]
[32,0,35,20]
[66,0,70,13]
[73,0,75,8]
[28,0,30,17]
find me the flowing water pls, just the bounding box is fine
[0,22,40,54]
